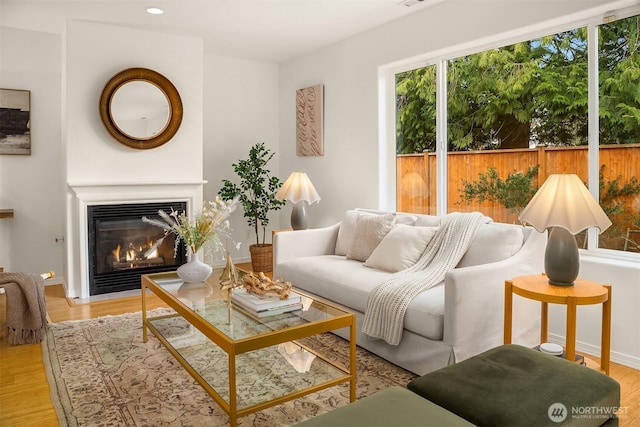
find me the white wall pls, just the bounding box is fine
[551,257,640,369]
[202,54,280,262]
[0,27,65,277]
[278,0,640,368]
[65,21,204,185]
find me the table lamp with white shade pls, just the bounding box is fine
[518,174,611,286]
[276,172,321,230]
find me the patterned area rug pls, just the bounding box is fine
[43,309,417,426]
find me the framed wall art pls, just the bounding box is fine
[0,88,31,155]
[296,84,323,156]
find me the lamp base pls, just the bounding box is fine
[544,227,579,286]
[291,202,308,230]
[547,278,576,287]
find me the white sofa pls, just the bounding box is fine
[273,209,546,375]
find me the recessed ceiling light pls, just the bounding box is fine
[146,7,164,15]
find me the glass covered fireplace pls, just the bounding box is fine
[87,202,187,295]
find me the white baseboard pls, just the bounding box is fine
[548,332,640,370]
[45,277,66,286]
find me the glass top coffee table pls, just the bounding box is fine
[141,268,356,426]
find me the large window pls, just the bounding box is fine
[395,65,437,214]
[597,15,640,251]
[393,11,640,256]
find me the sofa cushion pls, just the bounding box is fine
[408,344,620,427]
[356,208,419,226]
[294,386,475,427]
[277,255,445,340]
[457,222,524,268]
[414,215,442,227]
[346,213,395,262]
[364,225,439,272]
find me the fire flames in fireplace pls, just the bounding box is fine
[97,224,175,274]
[110,239,165,270]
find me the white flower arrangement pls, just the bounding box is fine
[142,197,240,259]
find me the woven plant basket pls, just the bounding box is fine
[249,244,273,273]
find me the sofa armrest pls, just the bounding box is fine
[443,228,546,363]
[273,223,340,276]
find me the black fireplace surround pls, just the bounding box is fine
[87,202,187,295]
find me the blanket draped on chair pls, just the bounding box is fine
[0,272,48,345]
[362,212,491,346]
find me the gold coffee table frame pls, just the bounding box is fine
[142,269,356,426]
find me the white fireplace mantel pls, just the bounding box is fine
[65,181,205,299]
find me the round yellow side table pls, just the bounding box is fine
[504,274,611,375]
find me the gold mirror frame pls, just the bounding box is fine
[99,68,183,149]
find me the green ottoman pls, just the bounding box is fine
[408,344,620,427]
[295,386,474,427]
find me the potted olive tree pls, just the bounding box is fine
[219,142,285,272]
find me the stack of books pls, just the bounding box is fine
[534,343,586,365]
[231,288,303,318]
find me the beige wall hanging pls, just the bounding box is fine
[296,84,323,156]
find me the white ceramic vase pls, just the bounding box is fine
[176,250,213,283]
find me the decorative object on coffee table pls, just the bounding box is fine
[176,250,213,283]
[241,271,293,299]
[219,142,285,272]
[142,197,239,283]
[231,287,303,318]
[220,250,241,291]
[518,174,611,286]
[276,171,321,230]
[220,248,243,324]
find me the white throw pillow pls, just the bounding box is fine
[456,223,524,268]
[335,210,405,255]
[335,210,360,256]
[365,225,439,272]
[346,213,396,262]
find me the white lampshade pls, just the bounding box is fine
[276,172,321,204]
[518,174,611,235]
[518,174,611,286]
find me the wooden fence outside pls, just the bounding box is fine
[396,145,640,251]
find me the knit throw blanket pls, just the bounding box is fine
[362,212,491,346]
[0,272,48,345]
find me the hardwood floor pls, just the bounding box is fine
[1,273,639,426]
[0,283,169,427]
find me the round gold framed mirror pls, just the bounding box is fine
[99,68,183,149]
